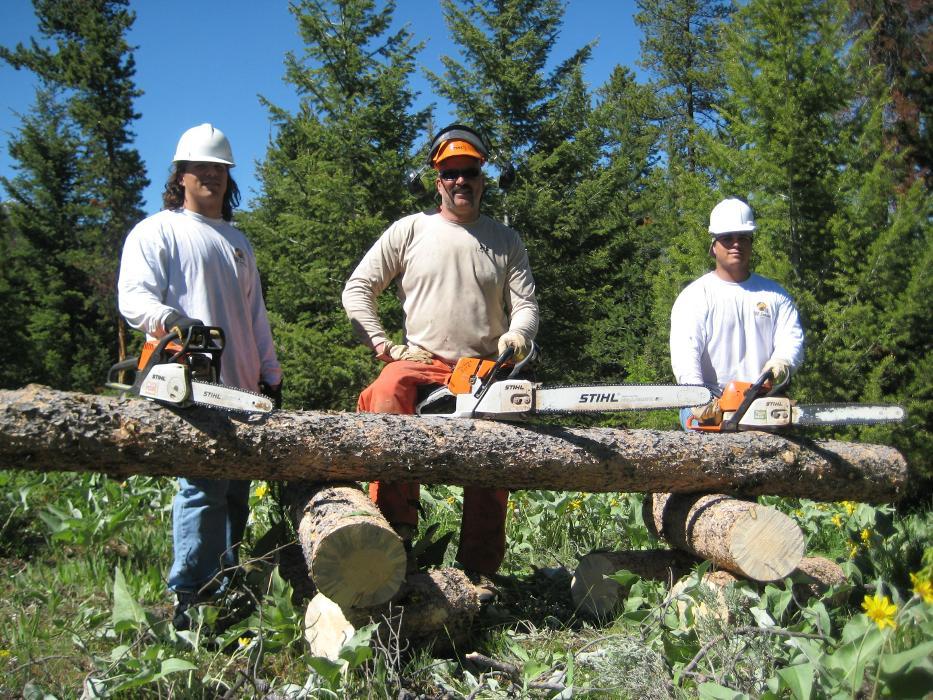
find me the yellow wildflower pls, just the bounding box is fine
[609,498,619,508]
[569,498,583,511]
[831,514,843,528]
[860,528,871,543]
[254,483,268,499]
[794,509,803,518]
[910,572,933,604]
[861,593,897,630]
[238,636,252,648]
[446,496,456,506]
[848,543,859,559]
[0,649,9,658]
[841,501,856,515]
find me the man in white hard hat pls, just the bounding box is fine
[342,124,538,599]
[669,197,804,426]
[117,123,282,629]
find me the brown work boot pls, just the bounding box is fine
[465,570,500,604]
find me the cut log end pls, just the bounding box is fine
[727,505,805,581]
[309,519,407,609]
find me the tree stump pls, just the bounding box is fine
[644,493,805,581]
[304,568,480,660]
[287,482,407,609]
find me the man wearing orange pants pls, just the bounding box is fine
[342,124,538,596]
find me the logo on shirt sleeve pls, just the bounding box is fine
[234,248,246,265]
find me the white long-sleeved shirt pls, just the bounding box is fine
[117,208,281,391]
[342,211,538,362]
[670,272,804,389]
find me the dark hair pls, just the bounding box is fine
[162,162,241,221]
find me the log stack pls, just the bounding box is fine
[571,492,848,618]
[284,481,482,658]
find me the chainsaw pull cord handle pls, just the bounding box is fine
[720,368,773,432]
[470,346,515,417]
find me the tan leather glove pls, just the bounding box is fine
[762,358,791,385]
[381,340,433,364]
[691,398,723,424]
[497,331,530,361]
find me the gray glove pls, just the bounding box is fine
[497,331,530,361]
[382,340,433,364]
[691,398,723,424]
[762,358,791,385]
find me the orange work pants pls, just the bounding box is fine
[358,359,508,575]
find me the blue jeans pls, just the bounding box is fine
[679,407,692,431]
[168,477,250,595]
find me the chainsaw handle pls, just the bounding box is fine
[470,346,515,417]
[105,356,140,391]
[719,368,773,432]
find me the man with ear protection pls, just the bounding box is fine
[342,124,538,599]
[670,197,804,427]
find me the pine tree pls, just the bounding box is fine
[634,0,732,172]
[240,0,429,410]
[0,0,147,390]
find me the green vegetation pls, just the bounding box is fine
[0,0,929,696]
[0,472,930,697]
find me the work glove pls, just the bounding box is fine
[260,381,283,409]
[381,340,434,364]
[691,398,723,424]
[163,311,203,340]
[762,358,791,385]
[497,331,530,361]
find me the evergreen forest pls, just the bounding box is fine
[0,0,930,697]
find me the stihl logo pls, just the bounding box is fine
[580,392,621,403]
[151,373,167,381]
[202,390,223,400]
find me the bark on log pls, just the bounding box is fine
[644,493,805,581]
[304,568,480,660]
[284,482,407,609]
[571,549,700,617]
[0,386,909,502]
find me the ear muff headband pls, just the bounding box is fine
[428,124,489,165]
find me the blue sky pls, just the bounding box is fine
[1,1,644,215]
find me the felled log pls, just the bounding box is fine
[304,568,480,660]
[573,551,848,618]
[571,549,700,616]
[0,385,909,502]
[284,482,407,609]
[643,493,805,581]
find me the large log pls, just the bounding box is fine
[571,549,700,616]
[0,385,909,502]
[644,493,805,581]
[304,568,480,660]
[572,550,847,618]
[284,482,407,609]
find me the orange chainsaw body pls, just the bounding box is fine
[447,357,511,394]
[686,378,776,432]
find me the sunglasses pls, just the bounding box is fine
[438,167,482,181]
[714,234,753,245]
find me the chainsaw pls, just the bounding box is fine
[106,325,274,414]
[685,369,905,432]
[416,345,713,419]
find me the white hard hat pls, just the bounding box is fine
[709,198,756,235]
[172,123,235,167]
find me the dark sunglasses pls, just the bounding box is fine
[438,167,481,181]
[714,234,753,245]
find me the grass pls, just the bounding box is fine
[0,468,931,698]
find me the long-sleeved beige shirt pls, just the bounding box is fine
[342,211,538,362]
